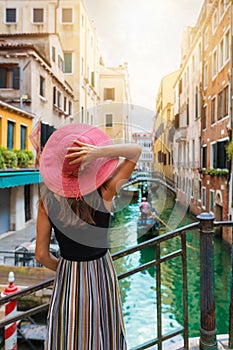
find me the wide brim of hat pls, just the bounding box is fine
[40,123,119,198]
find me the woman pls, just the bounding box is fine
[35,123,141,350]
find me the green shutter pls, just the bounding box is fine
[217,141,225,169]
[213,143,217,168]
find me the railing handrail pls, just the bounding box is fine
[0,219,229,303]
[0,218,233,350]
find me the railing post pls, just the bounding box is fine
[197,212,217,350]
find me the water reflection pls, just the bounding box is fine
[109,185,232,348]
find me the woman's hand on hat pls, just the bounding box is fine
[65,140,97,171]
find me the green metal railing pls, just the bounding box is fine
[0,213,232,349]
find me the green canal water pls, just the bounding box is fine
[109,185,232,349]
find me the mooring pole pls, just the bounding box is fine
[197,212,217,350]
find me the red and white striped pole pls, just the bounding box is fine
[1,272,19,350]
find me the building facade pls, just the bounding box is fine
[153,70,179,184]
[98,62,131,142]
[170,0,232,242]
[132,132,153,172]
[173,25,202,212]
[0,34,74,129]
[0,101,40,234]
[0,0,131,135]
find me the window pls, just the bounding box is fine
[64,53,72,73]
[204,27,208,50]
[202,145,207,169]
[62,8,73,23]
[219,0,224,17]
[192,140,195,167]
[204,64,208,88]
[198,180,202,201]
[186,99,189,126]
[202,187,206,208]
[91,72,95,87]
[212,10,218,33]
[202,105,207,130]
[33,8,44,23]
[64,97,67,112]
[6,8,16,23]
[39,76,45,97]
[212,50,217,78]
[57,91,61,108]
[7,121,15,149]
[52,46,56,62]
[0,66,19,89]
[105,114,113,128]
[225,30,230,61]
[179,79,182,94]
[212,139,228,169]
[219,0,227,18]
[104,88,115,101]
[219,39,224,68]
[20,125,27,150]
[218,86,228,120]
[53,86,56,105]
[211,143,217,168]
[210,190,215,212]
[69,101,72,116]
[211,97,216,124]
[195,91,198,119]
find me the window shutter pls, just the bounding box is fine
[213,143,217,168]
[217,142,224,169]
[64,53,72,73]
[0,68,6,88]
[13,66,20,89]
[91,71,95,87]
[202,146,207,168]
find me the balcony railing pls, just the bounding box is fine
[0,213,232,350]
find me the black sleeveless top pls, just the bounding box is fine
[48,188,110,261]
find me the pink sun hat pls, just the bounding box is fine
[40,123,119,198]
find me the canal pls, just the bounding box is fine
[109,184,232,349]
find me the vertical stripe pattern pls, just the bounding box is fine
[45,251,127,350]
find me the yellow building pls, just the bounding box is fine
[0,101,40,235]
[153,70,179,183]
[0,100,33,150]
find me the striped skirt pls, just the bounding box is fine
[45,251,127,350]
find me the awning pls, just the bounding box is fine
[0,170,43,189]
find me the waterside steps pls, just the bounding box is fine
[0,213,233,349]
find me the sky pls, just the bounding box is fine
[85,0,203,131]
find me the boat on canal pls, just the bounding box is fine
[137,213,160,238]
